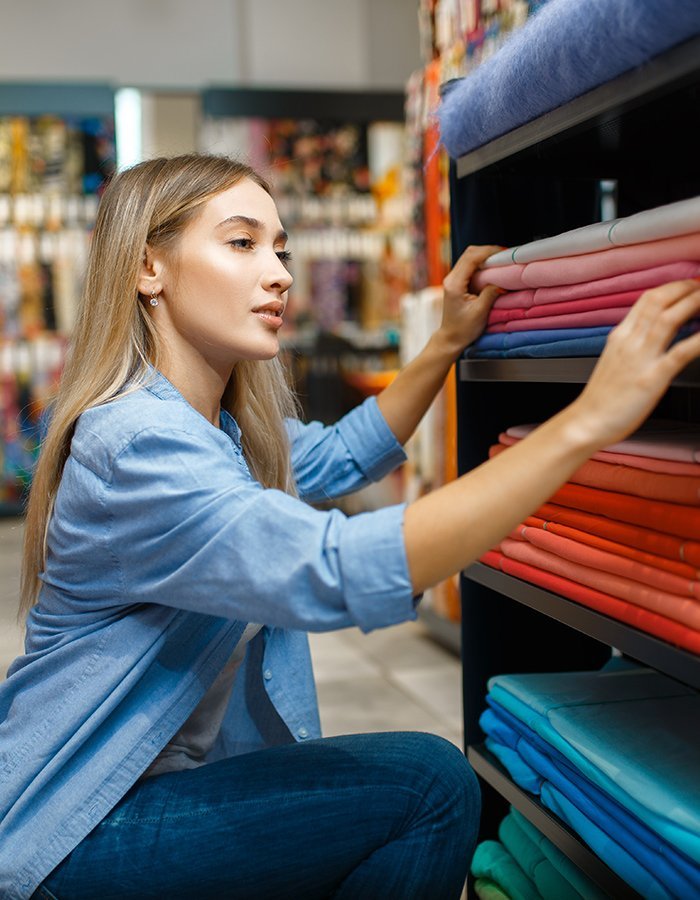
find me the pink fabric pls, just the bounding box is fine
[472,232,700,291]
[486,305,630,334]
[506,421,700,463]
[511,524,700,599]
[499,537,700,630]
[487,289,640,325]
[489,261,700,310]
[499,432,700,476]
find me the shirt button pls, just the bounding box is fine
[298,727,309,739]
[263,669,273,681]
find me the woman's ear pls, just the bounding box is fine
[137,244,163,298]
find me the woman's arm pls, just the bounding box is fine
[404,279,700,594]
[376,245,502,445]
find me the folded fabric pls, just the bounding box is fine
[552,482,700,541]
[524,514,700,581]
[481,549,700,654]
[499,537,700,630]
[510,524,700,599]
[490,261,700,309]
[537,501,700,569]
[486,305,633,333]
[474,877,512,900]
[472,231,700,291]
[438,0,700,159]
[484,195,700,267]
[486,667,700,863]
[507,420,700,464]
[491,441,700,505]
[465,335,611,359]
[483,713,700,898]
[488,289,640,324]
[471,839,541,900]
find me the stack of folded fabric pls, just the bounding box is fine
[471,805,607,900]
[483,420,700,654]
[478,665,700,899]
[465,195,700,358]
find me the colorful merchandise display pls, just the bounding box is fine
[478,665,700,898]
[466,196,700,358]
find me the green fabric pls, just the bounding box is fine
[471,839,541,900]
[475,877,513,900]
[500,812,582,900]
[510,809,607,900]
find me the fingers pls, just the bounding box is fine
[615,280,700,346]
[444,244,502,294]
[474,283,503,311]
[666,329,700,375]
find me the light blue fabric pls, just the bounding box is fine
[439,0,700,159]
[468,326,612,352]
[486,668,700,864]
[0,370,414,899]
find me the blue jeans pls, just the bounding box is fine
[35,732,479,899]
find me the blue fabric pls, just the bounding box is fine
[439,0,700,159]
[33,732,478,900]
[465,336,609,359]
[0,370,414,899]
[486,668,700,863]
[468,326,612,351]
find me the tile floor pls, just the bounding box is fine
[0,519,464,745]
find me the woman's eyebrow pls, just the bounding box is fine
[215,214,288,242]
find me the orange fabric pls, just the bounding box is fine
[536,503,700,568]
[490,442,700,505]
[524,514,700,580]
[481,549,700,655]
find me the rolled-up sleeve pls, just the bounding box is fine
[105,426,416,633]
[286,396,407,503]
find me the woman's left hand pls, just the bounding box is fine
[436,244,504,354]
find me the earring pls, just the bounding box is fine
[149,291,159,307]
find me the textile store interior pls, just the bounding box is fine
[2,1,700,898]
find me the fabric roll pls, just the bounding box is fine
[535,503,700,568]
[490,441,700,505]
[480,549,700,654]
[487,289,640,324]
[551,483,700,541]
[524,515,700,581]
[483,195,700,267]
[511,524,700,599]
[490,261,700,310]
[437,0,700,159]
[499,430,700,477]
[471,839,541,900]
[471,231,700,291]
[486,305,631,334]
[507,420,700,463]
[499,537,700,630]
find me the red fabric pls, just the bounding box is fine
[524,514,699,580]
[536,503,700,568]
[498,431,700,477]
[487,288,641,325]
[480,549,700,654]
[485,305,630,334]
[510,524,700,599]
[500,538,700,630]
[490,442,700,505]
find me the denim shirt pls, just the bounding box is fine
[0,371,415,899]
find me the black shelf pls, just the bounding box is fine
[459,356,700,386]
[466,562,700,690]
[455,34,700,179]
[468,743,641,900]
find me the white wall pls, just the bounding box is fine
[0,0,420,90]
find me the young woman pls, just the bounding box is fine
[2,154,699,900]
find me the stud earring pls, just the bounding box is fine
[149,291,159,307]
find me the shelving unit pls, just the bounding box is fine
[450,34,700,895]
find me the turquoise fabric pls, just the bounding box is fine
[474,877,512,900]
[471,839,541,900]
[499,813,582,900]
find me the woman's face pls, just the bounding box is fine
[155,177,293,372]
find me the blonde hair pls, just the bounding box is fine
[20,154,299,618]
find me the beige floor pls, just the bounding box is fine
[0,519,464,745]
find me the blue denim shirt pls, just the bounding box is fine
[0,371,415,899]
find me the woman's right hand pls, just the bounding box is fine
[571,278,700,449]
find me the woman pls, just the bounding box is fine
[2,154,699,900]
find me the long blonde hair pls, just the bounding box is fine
[20,154,299,618]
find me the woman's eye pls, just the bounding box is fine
[277,250,293,265]
[229,238,254,249]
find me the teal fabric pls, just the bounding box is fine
[471,839,541,900]
[487,667,700,863]
[499,812,583,900]
[475,877,513,900]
